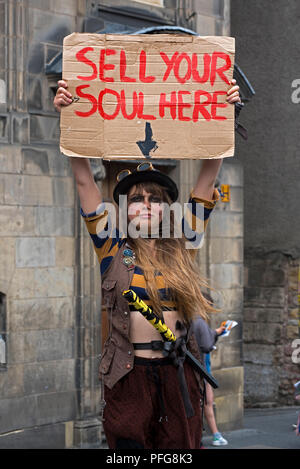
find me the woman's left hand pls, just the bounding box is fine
[226,78,241,104]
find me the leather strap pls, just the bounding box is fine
[133,340,164,351]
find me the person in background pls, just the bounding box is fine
[193,316,228,446]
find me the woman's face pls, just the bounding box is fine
[127,186,164,235]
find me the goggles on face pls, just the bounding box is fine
[116,162,154,183]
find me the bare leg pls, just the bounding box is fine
[204,383,218,435]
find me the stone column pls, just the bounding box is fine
[72,168,105,449]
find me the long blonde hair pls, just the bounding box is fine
[126,181,218,323]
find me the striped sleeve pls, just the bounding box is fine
[81,203,124,276]
[182,187,220,250]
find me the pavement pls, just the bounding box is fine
[202,406,300,450]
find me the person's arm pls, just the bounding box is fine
[193,317,218,353]
[54,80,102,214]
[193,318,226,354]
[54,80,124,277]
[192,79,241,201]
[69,157,102,214]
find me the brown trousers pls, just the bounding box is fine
[103,356,203,449]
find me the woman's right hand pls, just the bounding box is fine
[53,80,73,112]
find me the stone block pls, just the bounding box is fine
[36,391,76,426]
[52,177,74,207]
[286,324,299,340]
[9,331,36,364]
[209,237,243,264]
[50,0,78,15]
[8,266,74,299]
[0,206,35,237]
[4,174,53,206]
[28,0,52,9]
[23,359,75,395]
[212,340,243,369]
[0,364,24,398]
[213,366,244,397]
[244,343,276,366]
[289,307,298,320]
[195,14,217,35]
[288,290,298,308]
[8,297,74,332]
[9,328,74,364]
[16,237,55,267]
[27,42,45,75]
[247,265,286,287]
[0,395,38,433]
[0,145,22,173]
[0,175,4,203]
[214,392,244,431]
[210,287,244,314]
[244,363,280,404]
[243,307,284,323]
[220,161,243,187]
[55,237,75,266]
[29,115,59,143]
[73,417,102,449]
[35,328,75,361]
[22,147,50,175]
[0,237,15,294]
[244,286,286,307]
[35,206,75,237]
[48,149,71,177]
[288,265,299,290]
[28,9,75,44]
[192,0,224,17]
[0,36,5,71]
[210,263,243,289]
[243,322,283,345]
[210,211,243,238]
[26,74,43,111]
[12,113,29,144]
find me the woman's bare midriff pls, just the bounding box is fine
[129,309,181,358]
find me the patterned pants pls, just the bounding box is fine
[103,356,203,449]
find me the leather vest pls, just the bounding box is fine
[99,239,204,392]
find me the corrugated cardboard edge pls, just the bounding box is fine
[59,146,103,159]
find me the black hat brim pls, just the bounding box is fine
[113,169,178,204]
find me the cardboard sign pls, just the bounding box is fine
[60,33,235,160]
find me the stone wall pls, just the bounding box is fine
[244,251,299,407]
[231,0,300,408]
[0,0,95,448]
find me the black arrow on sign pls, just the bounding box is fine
[136,122,158,159]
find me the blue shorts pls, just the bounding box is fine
[205,353,211,374]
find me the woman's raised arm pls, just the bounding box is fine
[54,80,102,213]
[193,79,241,201]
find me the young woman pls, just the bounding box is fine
[54,79,240,449]
[193,315,228,446]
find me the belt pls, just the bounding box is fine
[133,340,165,351]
